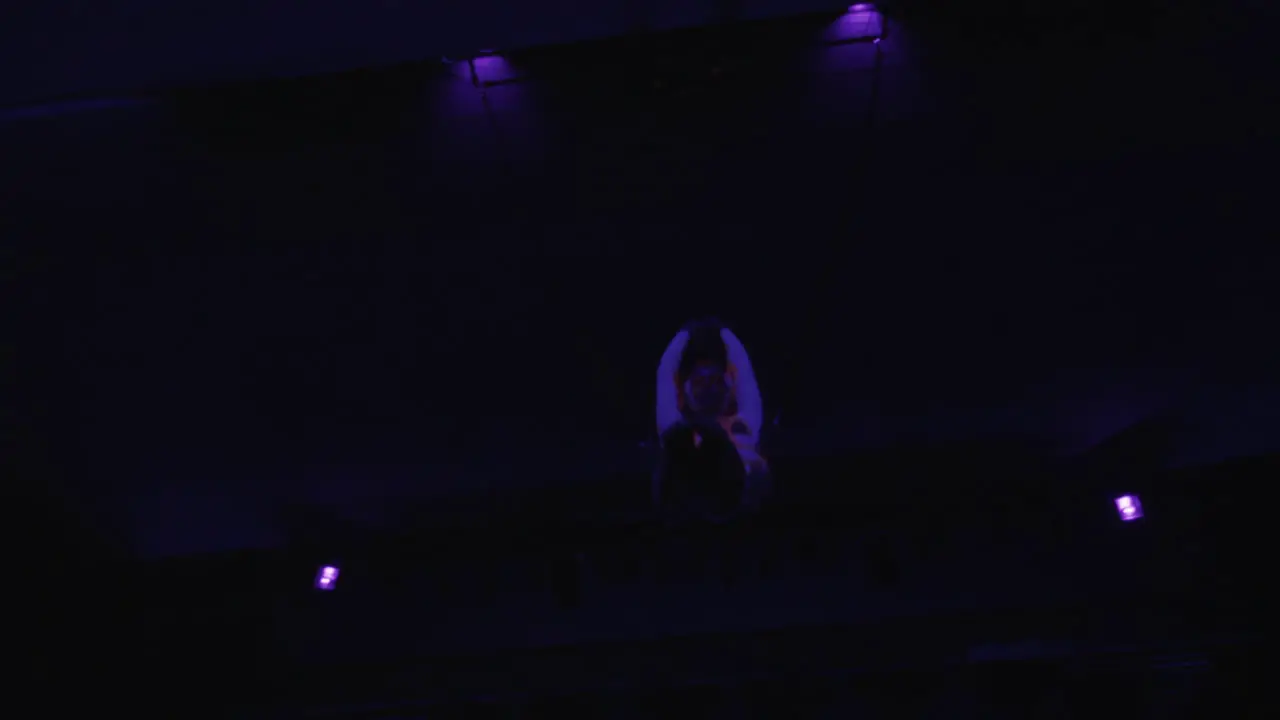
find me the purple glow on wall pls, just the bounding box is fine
[1115,495,1144,522]
[826,5,883,43]
[315,565,340,590]
[472,55,519,86]
[435,53,533,119]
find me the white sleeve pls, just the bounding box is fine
[656,330,690,436]
[721,328,763,441]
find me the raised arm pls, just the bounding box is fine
[655,330,690,436]
[721,328,762,441]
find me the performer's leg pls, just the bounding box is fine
[701,430,747,520]
[654,423,699,516]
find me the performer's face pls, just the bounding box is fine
[685,362,729,414]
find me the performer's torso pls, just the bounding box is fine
[680,408,767,474]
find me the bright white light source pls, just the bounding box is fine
[1114,495,1144,522]
[315,565,340,590]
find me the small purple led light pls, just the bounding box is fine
[849,3,874,11]
[1114,495,1144,522]
[315,565,340,591]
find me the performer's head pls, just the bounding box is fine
[680,318,731,416]
[684,360,731,416]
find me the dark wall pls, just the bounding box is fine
[7,6,1278,558]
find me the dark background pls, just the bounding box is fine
[6,2,1274,716]
[3,0,859,108]
[7,0,1278,562]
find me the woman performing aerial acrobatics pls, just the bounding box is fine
[653,318,772,521]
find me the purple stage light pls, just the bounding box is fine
[827,4,883,43]
[315,565,340,590]
[1115,495,1144,522]
[472,54,519,86]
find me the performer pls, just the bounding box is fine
[653,318,771,520]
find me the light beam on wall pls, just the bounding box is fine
[826,3,885,43]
